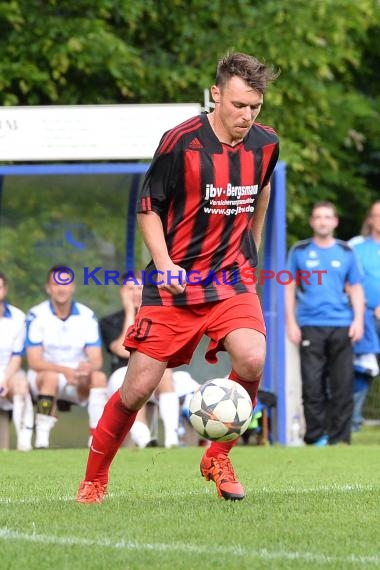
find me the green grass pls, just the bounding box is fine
[351,423,380,445]
[1,445,380,570]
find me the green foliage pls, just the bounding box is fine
[0,0,146,104]
[0,0,379,245]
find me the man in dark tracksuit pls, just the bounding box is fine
[285,201,364,445]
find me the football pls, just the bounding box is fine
[188,378,253,441]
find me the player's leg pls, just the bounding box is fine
[300,326,328,444]
[326,327,353,444]
[201,293,267,500]
[77,304,204,503]
[201,329,265,500]
[76,351,167,503]
[107,366,151,447]
[156,368,180,448]
[8,370,34,451]
[33,370,59,449]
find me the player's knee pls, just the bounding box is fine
[37,371,59,391]
[235,351,265,380]
[119,382,152,410]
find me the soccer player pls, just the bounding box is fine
[285,201,365,445]
[101,273,180,448]
[26,266,108,449]
[77,52,280,503]
[0,272,34,451]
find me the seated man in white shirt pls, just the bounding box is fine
[26,265,108,449]
[0,272,34,451]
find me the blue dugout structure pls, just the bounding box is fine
[0,161,287,443]
[262,161,287,444]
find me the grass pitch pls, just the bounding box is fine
[1,439,380,570]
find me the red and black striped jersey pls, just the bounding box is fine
[137,112,279,306]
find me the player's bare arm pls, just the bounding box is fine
[109,286,136,358]
[284,280,302,344]
[137,211,187,295]
[251,183,271,249]
[109,337,131,359]
[348,282,365,343]
[83,346,103,372]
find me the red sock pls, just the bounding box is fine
[84,390,137,484]
[206,371,260,459]
[229,370,261,407]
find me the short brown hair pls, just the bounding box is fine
[46,265,70,283]
[311,201,338,217]
[216,52,279,94]
[0,272,8,287]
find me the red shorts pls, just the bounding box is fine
[123,293,265,368]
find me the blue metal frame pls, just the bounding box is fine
[0,163,149,176]
[262,161,287,444]
[0,160,287,443]
[126,174,142,271]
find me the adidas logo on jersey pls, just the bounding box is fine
[188,137,203,150]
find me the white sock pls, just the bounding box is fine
[12,394,24,437]
[35,413,57,449]
[16,393,34,451]
[12,393,34,431]
[130,420,152,448]
[88,387,108,430]
[159,392,180,448]
[23,392,35,430]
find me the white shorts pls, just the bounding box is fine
[108,366,158,404]
[172,370,200,397]
[27,369,87,407]
[107,367,126,397]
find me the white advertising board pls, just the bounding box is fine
[0,103,201,161]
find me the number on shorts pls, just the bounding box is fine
[132,317,152,341]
